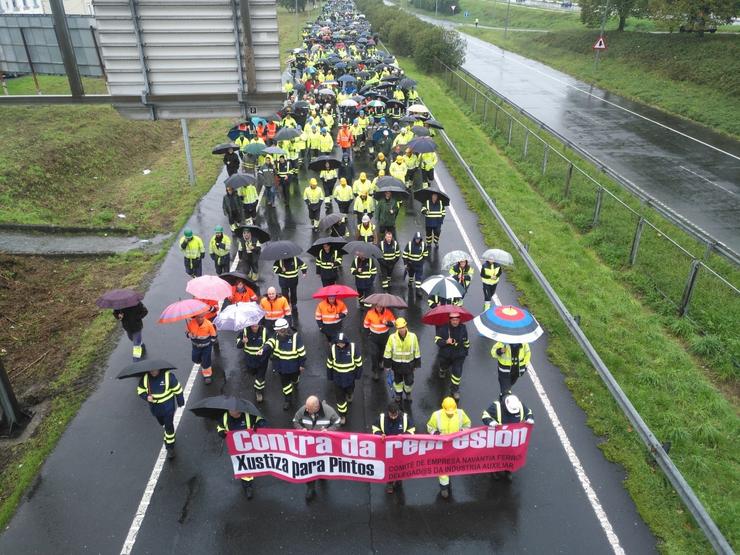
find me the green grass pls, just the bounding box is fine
[399,57,738,552]
[4,74,109,95]
[462,27,740,138]
[445,68,740,386]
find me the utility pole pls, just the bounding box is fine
[594,0,609,69]
[435,0,439,17]
[504,0,512,37]
[181,119,196,185]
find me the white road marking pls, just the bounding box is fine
[436,174,625,554]
[120,173,261,554]
[679,165,739,198]
[463,36,740,162]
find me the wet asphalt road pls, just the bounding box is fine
[0,230,171,255]
[0,156,656,554]
[410,11,740,254]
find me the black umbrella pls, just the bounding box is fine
[375,176,405,190]
[96,288,144,310]
[412,125,431,137]
[212,142,239,155]
[414,186,450,206]
[381,75,400,83]
[408,137,437,154]
[293,100,310,109]
[398,78,417,89]
[425,118,444,130]
[117,359,177,380]
[343,241,383,259]
[259,240,303,261]
[225,173,257,189]
[219,271,259,293]
[399,115,418,125]
[385,99,404,109]
[189,395,263,419]
[309,155,342,172]
[319,212,346,232]
[374,183,409,200]
[235,225,271,243]
[307,236,347,257]
[274,127,301,141]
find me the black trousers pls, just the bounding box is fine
[368,332,388,372]
[482,282,498,303]
[497,367,523,396]
[151,409,176,448]
[279,277,299,306]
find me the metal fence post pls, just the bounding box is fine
[482,98,488,122]
[592,187,604,227]
[19,28,41,95]
[629,217,645,266]
[181,119,196,185]
[564,162,573,197]
[679,259,701,316]
[541,143,549,174]
[49,0,85,97]
[493,106,499,129]
[523,129,529,158]
[472,90,477,113]
[507,116,513,145]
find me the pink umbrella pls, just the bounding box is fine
[158,299,210,324]
[185,275,232,301]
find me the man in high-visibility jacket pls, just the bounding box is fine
[217,409,266,498]
[333,177,355,216]
[276,155,292,203]
[226,279,258,305]
[372,401,414,493]
[402,231,428,291]
[264,318,306,410]
[237,321,270,402]
[378,230,401,290]
[419,151,438,188]
[137,367,184,459]
[326,333,362,425]
[234,131,249,153]
[364,303,396,381]
[237,228,261,281]
[315,243,343,286]
[259,286,292,330]
[186,313,217,384]
[353,192,375,223]
[315,294,348,342]
[402,147,418,189]
[481,255,502,310]
[421,192,446,247]
[319,162,338,213]
[434,312,470,400]
[482,394,533,481]
[492,341,531,397]
[356,214,376,243]
[336,122,354,158]
[389,155,407,183]
[238,181,259,225]
[352,172,373,197]
[374,152,387,174]
[209,225,231,275]
[304,177,324,231]
[449,259,474,305]
[272,256,307,308]
[427,397,471,498]
[319,127,334,154]
[383,317,420,405]
[180,228,205,278]
[350,252,377,305]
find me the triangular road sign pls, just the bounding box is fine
[593,36,607,50]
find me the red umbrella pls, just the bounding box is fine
[158,299,210,324]
[421,305,474,326]
[312,284,359,299]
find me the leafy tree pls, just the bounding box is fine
[649,0,739,32]
[580,0,648,31]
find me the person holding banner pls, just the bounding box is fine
[372,401,415,494]
[326,333,363,425]
[427,397,471,499]
[383,318,421,406]
[264,318,307,410]
[217,409,267,499]
[481,394,534,481]
[293,395,341,501]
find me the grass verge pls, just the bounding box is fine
[399,57,738,552]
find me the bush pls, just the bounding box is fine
[356,0,466,71]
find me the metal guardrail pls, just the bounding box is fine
[416,83,733,555]
[448,64,740,267]
[442,65,739,326]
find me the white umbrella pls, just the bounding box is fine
[481,248,514,266]
[420,275,464,299]
[214,302,265,331]
[339,98,359,108]
[442,250,471,270]
[407,104,429,114]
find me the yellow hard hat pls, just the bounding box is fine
[442,397,457,414]
[310,178,318,186]
[360,172,366,180]
[378,153,385,160]
[340,177,347,185]
[395,317,407,328]
[379,169,386,176]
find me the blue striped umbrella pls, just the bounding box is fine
[473,305,543,343]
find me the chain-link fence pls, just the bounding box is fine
[442,64,740,379]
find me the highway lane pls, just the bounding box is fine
[401,10,740,254]
[0,153,656,553]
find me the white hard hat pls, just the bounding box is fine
[362,214,370,223]
[504,394,522,415]
[274,318,289,331]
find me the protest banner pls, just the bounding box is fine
[225,424,533,482]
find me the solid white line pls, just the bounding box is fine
[120,173,262,554]
[463,36,740,161]
[679,165,739,198]
[120,362,200,555]
[435,174,625,554]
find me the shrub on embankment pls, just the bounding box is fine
[357,0,466,71]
